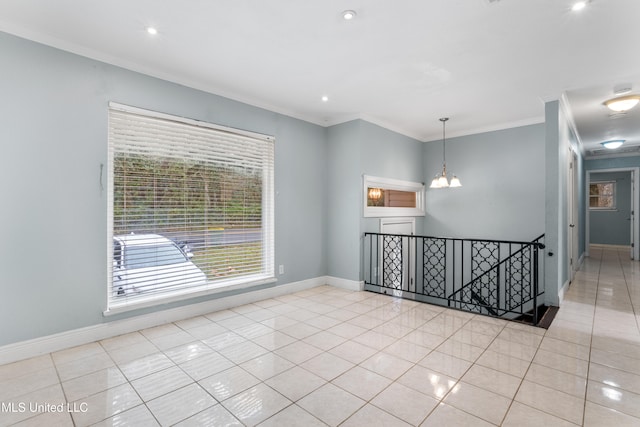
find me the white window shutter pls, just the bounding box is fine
[107,103,275,311]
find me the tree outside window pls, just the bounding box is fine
[589,181,616,209]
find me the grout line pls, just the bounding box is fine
[8,277,639,425]
[496,320,544,426]
[619,247,640,336]
[580,245,602,426]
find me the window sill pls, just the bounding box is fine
[103,275,276,317]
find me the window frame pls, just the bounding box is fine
[363,175,425,218]
[105,102,275,315]
[589,181,617,211]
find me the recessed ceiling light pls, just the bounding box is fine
[342,10,357,20]
[321,95,329,102]
[146,26,158,35]
[601,140,625,149]
[571,1,587,11]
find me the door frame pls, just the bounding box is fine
[568,148,579,281]
[586,167,639,260]
[379,217,416,293]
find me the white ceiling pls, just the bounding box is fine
[1,0,640,152]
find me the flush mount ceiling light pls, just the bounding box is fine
[604,95,640,112]
[342,10,357,20]
[321,95,329,102]
[430,118,462,189]
[146,26,158,35]
[601,140,625,149]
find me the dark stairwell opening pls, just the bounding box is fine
[363,232,557,328]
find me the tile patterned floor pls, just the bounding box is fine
[1,245,640,426]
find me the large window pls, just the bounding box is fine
[589,181,616,210]
[107,103,274,312]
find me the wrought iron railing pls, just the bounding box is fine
[363,232,546,325]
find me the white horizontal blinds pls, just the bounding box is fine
[108,105,275,309]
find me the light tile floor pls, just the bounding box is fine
[1,245,640,426]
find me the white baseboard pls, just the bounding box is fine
[558,278,571,305]
[325,276,364,291]
[589,243,632,250]
[0,276,332,365]
[577,253,585,269]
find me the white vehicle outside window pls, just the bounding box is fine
[107,103,275,314]
[113,234,206,297]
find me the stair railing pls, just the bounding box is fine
[447,234,545,323]
[363,232,545,325]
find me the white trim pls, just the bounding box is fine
[379,217,416,234]
[586,168,640,260]
[0,23,333,129]
[421,116,544,143]
[0,24,545,142]
[589,243,632,250]
[325,276,364,291]
[559,93,585,157]
[558,278,571,305]
[379,218,416,292]
[107,105,276,312]
[104,276,277,316]
[363,175,425,218]
[0,277,329,365]
[108,102,274,142]
[357,114,424,142]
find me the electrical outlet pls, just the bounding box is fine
[279,265,284,275]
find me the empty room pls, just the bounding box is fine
[1,1,640,426]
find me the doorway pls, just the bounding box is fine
[568,148,579,281]
[586,168,639,260]
[379,218,415,293]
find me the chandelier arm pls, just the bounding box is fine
[440,117,448,169]
[432,117,459,188]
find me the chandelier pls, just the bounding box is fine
[430,118,461,188]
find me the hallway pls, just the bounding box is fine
[552,245,640,425]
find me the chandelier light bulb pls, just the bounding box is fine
[431,117,461,189]
[438,173,450,188]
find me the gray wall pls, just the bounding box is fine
[326,120,424,282]
[0,29,555,348]
[423,124,546,241]
[586,155,640,170]
[326,121,362,281]
[585,157,640,250]
[359,121,425,234]
[588,172,632,245]
[0,32,327,346]
[544,100,588,306]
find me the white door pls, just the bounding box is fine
[380,218,415,293]
[568,149,579,281]
[630,171,636,259]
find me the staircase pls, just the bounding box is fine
[363,232,550,327]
